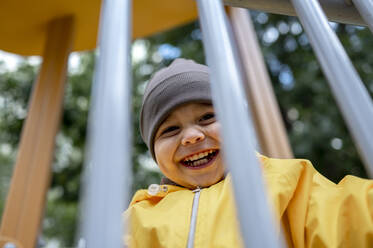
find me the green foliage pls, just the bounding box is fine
[0,61,36,221]
[43,52,95,246]
[250,12,372,181]
[42,193,78,246]
[0,10,373,246]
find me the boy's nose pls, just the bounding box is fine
[181,127,205,146]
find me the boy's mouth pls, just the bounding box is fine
[180,149,219,169]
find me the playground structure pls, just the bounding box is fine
[0,0,373,247]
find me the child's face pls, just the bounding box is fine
[154,103,225,188]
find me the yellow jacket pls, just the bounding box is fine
[124,155,373,247]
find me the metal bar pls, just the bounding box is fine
[224,0,366,26]
[196,1,282,247]
[290,0,373,177]
[351,0,373,32]
[0,16,75,248]
[229,7,293,159]
[80,0,132,246]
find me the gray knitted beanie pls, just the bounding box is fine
[140,58,212,161]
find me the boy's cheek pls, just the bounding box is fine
[207,122,222,141]
[154,139,178,163]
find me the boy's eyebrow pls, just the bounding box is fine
[159,120,172,129]
[160,114,175,126]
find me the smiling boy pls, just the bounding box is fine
[154,103,223,188]
[124,58,373,248]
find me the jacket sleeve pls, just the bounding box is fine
[279,159,373,248]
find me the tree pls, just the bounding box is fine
[252,12,372,181]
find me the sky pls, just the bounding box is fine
[0,40,149,72]
[0,49,81,72]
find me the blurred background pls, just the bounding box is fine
[0,10,372,247]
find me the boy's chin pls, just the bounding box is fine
[180,174,225,189]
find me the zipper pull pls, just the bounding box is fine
[192,186,201,193]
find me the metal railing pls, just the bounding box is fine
[80,0,132,247]
[196,0,282,247]
[290,0,373,177]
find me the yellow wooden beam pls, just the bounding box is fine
[0,0,197,56]
[229,8,293,159]
[0,15,75,247]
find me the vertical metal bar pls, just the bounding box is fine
[290,0,373,178]
[196,1,282,247]
[351,0,373,33]
[81,0,132,246]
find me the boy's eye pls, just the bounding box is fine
[199,112,215,123]
[161,126,179,135]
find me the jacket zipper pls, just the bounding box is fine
[186,187,201,248]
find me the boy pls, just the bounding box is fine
[124,58,373,247]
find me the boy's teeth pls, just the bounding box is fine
[185,150,215,162]
[191,158,208,167]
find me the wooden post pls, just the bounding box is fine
[229,7,293,158]
[0,16,75,248]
